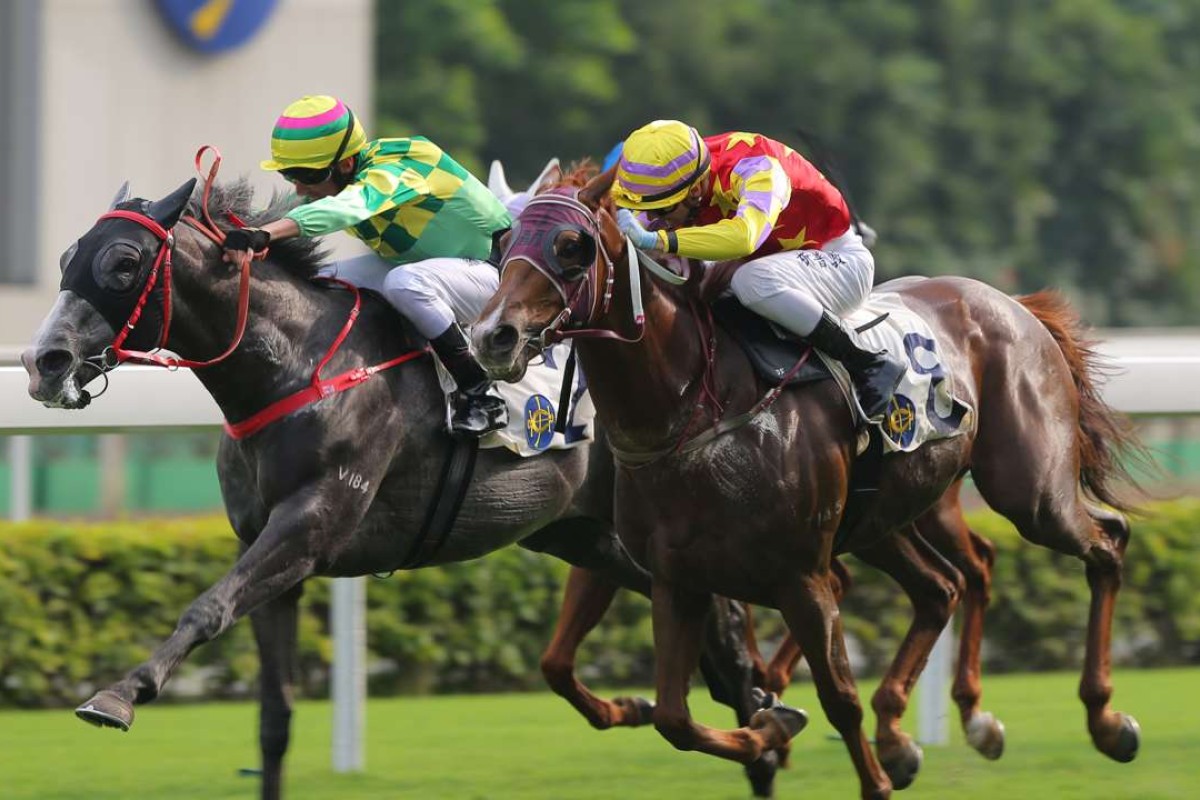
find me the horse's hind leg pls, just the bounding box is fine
[973,461,1140,762]
[539,567,654,728]
[914,481,1005,759]
[854,526,963,790]
[249,583,303,800]
[1080,504,1139,761]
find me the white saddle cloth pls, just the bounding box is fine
[436,342,595,457]
[819,292,974,454]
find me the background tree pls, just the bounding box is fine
[376,0,1200,326]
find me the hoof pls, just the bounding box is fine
[965,711,1006,760]
[612,695,655,727]
[744,749,778,798]
[1103,713,1141,763]
[749,690,808,744]
[879,736,923,791]
[76,690,134,731]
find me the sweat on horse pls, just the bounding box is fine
[21,170,782,799]
[472,165,1145,799]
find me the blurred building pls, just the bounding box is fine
[0,0,372,516]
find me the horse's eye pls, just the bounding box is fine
[94,242,144,292]
[555,235,584,260]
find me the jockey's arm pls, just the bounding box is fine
[285,169,423,237]
[222,168,424,262]
[667,156,791,261]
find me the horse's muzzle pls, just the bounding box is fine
[21,345,87,407]
[473,322,529,383]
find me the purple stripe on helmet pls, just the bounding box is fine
[621,149,699,180]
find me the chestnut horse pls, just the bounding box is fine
[472,171,1143,798]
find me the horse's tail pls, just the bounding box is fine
[1016,290,1150,513]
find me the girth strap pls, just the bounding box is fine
[398,436,480,569]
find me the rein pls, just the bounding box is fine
[91,146,429,439]
[96,147,259,370]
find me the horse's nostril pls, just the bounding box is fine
[35,349,74,379]
[488,324,519,352]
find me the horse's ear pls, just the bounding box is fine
[488,160,515,203]
[579,164,617,208]
[593,205,625,261]
[108,181,131,210]
[529,158,562,194]
[146,178,197,229]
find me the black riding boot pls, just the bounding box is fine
[806,310,906,421]
[429,323,509,437]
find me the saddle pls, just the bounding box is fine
[711,298,831,387]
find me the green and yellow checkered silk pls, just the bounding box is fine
[286,137,511,264]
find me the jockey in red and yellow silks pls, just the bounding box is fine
[610,120,904,422]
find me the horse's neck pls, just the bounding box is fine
[167,251,349,423]
[577,279,706,450]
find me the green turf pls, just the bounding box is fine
[1,668,1196,799]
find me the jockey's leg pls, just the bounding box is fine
[728,231,904,421]
[383,258,508,437]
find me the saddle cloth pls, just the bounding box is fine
[715,293,973,454]
[435,341,595,457]
[823,292,974,453]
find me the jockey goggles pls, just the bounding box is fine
[279,109,357,186]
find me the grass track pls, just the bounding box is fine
[1,668,1197,799]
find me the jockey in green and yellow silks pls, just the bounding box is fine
[223,95,511,437]
[610,120,904,422]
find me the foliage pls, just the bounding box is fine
[374,0,1200,326]
[1,500,1199,708]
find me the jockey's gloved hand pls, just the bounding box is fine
[223,227,271,255]
[616,209,660,252]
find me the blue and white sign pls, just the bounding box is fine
[156,0,279,54]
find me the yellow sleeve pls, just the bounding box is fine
[669,156,791,260]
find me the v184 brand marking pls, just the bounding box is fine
[339,466,370,495]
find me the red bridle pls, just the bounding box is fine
[96,146,255,370]
[89,145,429,439]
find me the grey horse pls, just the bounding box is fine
[21,178,777,799]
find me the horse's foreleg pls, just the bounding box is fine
[777,571,892,800]
[761,557,851,697]
[250,583,303,800]
[540,567,653,728]
[855,527,962,790]
[649,582,807,766]
[75,493,337,731]
[742,604,771,691]
[697,597,780,797]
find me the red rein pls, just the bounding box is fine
[98,145,427,439]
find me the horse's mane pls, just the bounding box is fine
[186,178,329,278]
[538,159,616,213]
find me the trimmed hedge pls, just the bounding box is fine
[1,500,1198,708]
